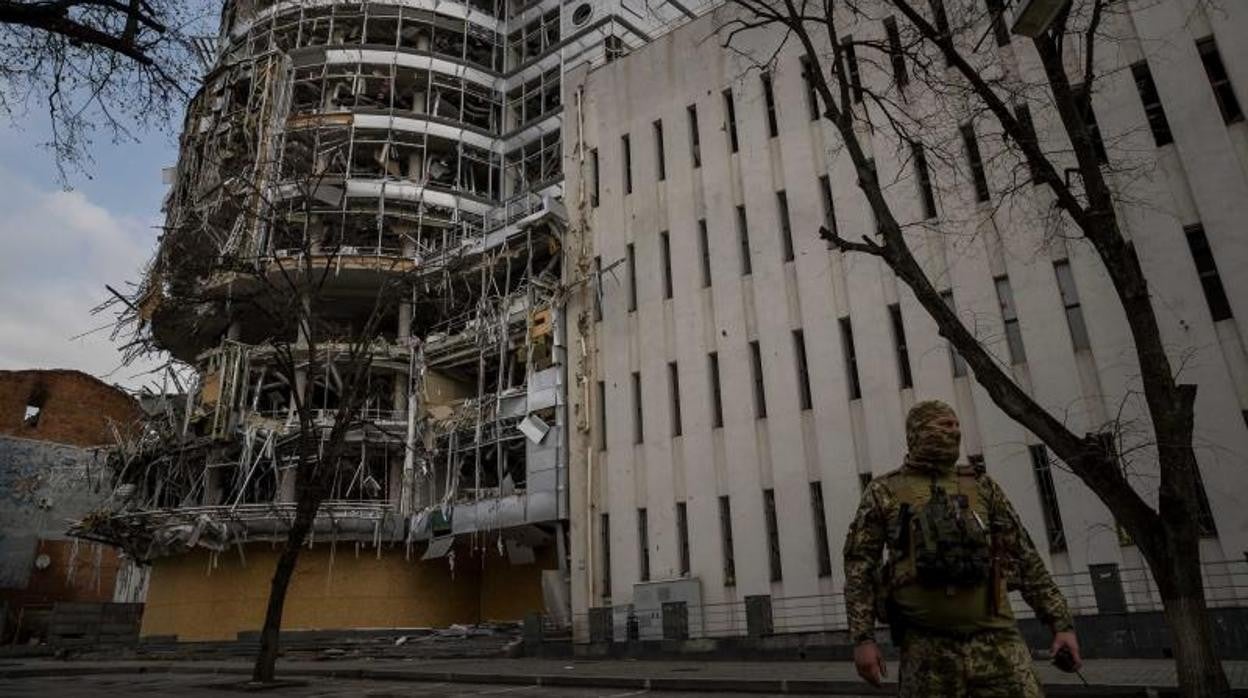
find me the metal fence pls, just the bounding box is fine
[569,558,1248,644]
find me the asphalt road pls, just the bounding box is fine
[0,673,869,697]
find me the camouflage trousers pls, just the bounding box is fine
[898,627,1043,698]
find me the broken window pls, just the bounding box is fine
[23,387,45,427]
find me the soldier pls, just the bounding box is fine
[844,400,1081,697]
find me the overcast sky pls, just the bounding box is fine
[0,116,177,390]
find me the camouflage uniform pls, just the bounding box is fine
[844,401,1073,698]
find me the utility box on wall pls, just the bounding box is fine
[632,578,702,640]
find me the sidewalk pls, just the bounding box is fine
[2,656,1247,695]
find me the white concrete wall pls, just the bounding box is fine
[562,0,1248,626]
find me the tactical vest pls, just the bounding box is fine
[883,465,992,590]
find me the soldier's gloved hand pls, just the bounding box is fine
[853,640,887,687]
[1050,631,1083,672]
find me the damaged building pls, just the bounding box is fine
[72,0,712,642]
[1,370,144,643]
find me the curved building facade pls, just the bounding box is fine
[75,0,712,642]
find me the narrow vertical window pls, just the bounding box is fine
[841,35,863,103]
[1197,37,1243,124]
[719,495,736,586]
[736,205,752,275]
[911,142,936,219]
[626,242,637,312]
[596,380,607,450]
[601,513,612,598]
[708,352,724,428]
[654,119,666,181]
[818,174,838,236]
[884,17,908,87]
[621,134,632,194]
[749,340,767,419]
[777,191,794,262]
[1131,62,1173,147]
[1194,467,1218,537]
[985,0,1010,46]
[763,489,782,582]
[637,507,650,581]
[1185,224,1233,322]
[839,317,862,400]
[800,56,820,120]
[929,0,950,39]
[668,361,683,437]
[632,371,644,444]
[888,304,914,389]
[761,72,779,137]
[723,88,739,153]
[940,290,968,377]
[1029,445,1067,553]
[698,218,712,288]
[962,123,990,202]
[590,148,600,207]
[1053,261,1091,351]
[1072,84,1108,164]
[687,104,702,168]
[810,481,832,577]
[592,256,603,321]
[994,275,1027,364]
[793,329,813,410]
[660,231,673,300]
[1013,104,1043,183]
[676,502,691,576]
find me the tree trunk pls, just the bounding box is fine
[251,499,318,683]
[1142,529,1232,697]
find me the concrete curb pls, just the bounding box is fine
[2,662,1244,696]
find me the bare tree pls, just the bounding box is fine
[0,0,204,175]
[716,0,1230,694]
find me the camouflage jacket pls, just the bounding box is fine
[843,466,1074,643]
